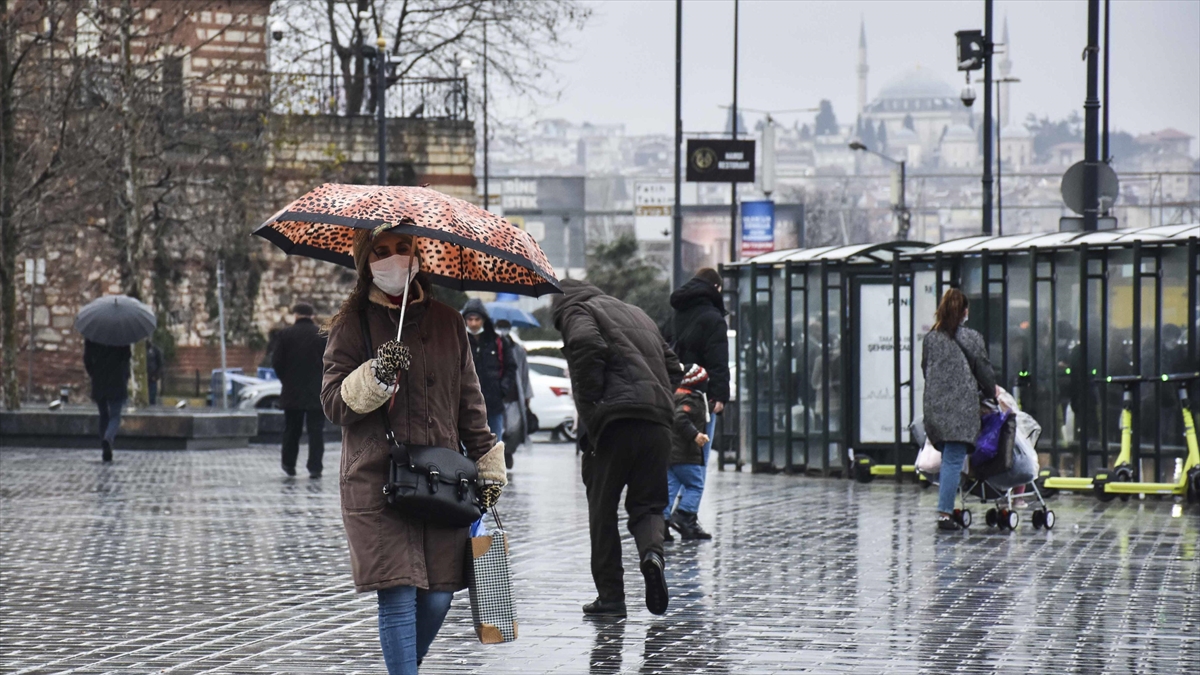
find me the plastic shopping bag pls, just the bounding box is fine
[988,431,1039,490]
[915,439,941,475]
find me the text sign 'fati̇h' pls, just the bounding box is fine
[686,139,756,183]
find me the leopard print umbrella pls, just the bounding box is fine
[254,184,560,297]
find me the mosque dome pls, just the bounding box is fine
[891,126,920,146]
[1001,124,1032,139]
[866,66,959,114]
[944,123,975,141]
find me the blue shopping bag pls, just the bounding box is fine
[974,410,1012,463]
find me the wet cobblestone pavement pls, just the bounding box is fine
[2,440,1198,674]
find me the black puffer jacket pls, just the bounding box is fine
[668,278,730,404]
[463,298,516,417]
[271,318,328,410]
[671,388,708,465]
[553,280,683,450]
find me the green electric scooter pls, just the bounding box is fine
[1039,375,1143,495]
[1093,372,1200,503]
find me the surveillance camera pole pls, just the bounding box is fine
[672,0,683,288]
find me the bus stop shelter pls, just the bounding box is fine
[904,224,1199,483]
[722,241,930,475]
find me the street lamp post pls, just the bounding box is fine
[995,77,1020,236]
[849,141,910,240]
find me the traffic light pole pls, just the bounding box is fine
[1083,0,1101,231]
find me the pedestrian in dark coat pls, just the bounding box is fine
[272,302,329,478]
[321,229,507,674]
[552,279,683,618]
[664,364,712,541]
[496,319,532,468]
[83,340,130,462]
[462,298,516,440]
[663,268,728,534]
[921,288,997,532]
[146,341,164,405]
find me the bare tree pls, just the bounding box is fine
[271,0,590,116]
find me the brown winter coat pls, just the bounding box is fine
[322,286,494,593]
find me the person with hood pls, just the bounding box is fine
[272,302,329,478]
[663,364,712,542]
[662,268,729,539]
[496,318,532,468]
[320,229,507,674]
[553,279,683,618]
[921,288,997,532]
[461,299,517,440]
[83,339,131,463]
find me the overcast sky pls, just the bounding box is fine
[513,0,1199,150]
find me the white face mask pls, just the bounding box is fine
[467,325,484,335]
[496,327,511,337]
[370,255,419,296]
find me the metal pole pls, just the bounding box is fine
[483,21,490,211]
[1102,0,1110,163]
[26,261,34,401]
[1083,0,1101,231]
[216,258,228,409]
[729,0,739,264]
[893,254,903,483]
[996,80,1003,236]
[982,0,994,236]
[672,0,683,288]
[376,41,387,186]
[899,160,908,239]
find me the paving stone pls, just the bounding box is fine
[1,441,1198,674]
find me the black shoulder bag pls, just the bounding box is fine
[359,311,482,528]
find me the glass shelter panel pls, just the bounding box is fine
[789,269,810,471]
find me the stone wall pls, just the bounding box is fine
[11,113,476,403]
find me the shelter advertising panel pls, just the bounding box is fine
[857,283,912,444]
[740,201,775,259]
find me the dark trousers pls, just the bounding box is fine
[148,380,159,406]
[96,398,126,444]
[282,408,326,474]
[581,419,669,603]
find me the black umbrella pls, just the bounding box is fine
[74,295,156,346]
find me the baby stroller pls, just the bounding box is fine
[917,388,1056,532]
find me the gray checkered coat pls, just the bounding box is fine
[921,327,996,448]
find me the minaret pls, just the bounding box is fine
[857,19,868,115]
[998,16,1012,128]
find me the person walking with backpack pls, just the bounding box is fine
[921,288,998,532]
[553,279,683,617]
[462,299,516,440]
[663,269,728,539]
[272,302,329,478]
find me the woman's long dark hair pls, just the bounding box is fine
[932,288,969,336]
[325,230,429,333]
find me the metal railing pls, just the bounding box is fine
[270,72,469,121]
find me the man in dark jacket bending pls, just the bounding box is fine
[553,280,683,617]
[662,268,729,539]
[272,303,329,478]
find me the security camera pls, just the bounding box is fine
[960,86,977,107]
[270,20,284,42]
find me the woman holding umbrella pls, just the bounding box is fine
[259,184,560,672]
[320,228,505,674]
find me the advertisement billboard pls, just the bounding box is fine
[740,200,775,259]
[685,139,756,183]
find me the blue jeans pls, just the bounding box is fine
[664,463,706,516]
[377,586,454,675]
[96,398,125,444]
[937,442,969,513]
[487,413,505,440]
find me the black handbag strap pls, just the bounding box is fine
[359,310,409,466]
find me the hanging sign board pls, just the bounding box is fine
[686,139,756,183]
[740,200,775,259]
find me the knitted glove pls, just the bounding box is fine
[373,339,411,385]
[479,484,503,510]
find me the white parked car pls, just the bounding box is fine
[526,355,577,440]
[235,377,282,409]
